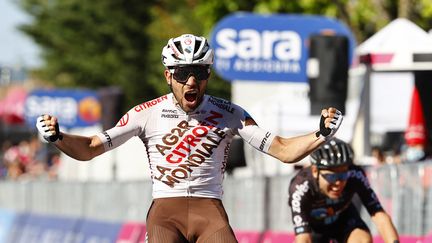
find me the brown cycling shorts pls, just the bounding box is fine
[145,197,238,243]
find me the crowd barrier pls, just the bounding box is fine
[1,161,432,242]
[1,208,431,243]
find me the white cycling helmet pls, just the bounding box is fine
[161,34,214,68]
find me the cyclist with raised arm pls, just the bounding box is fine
[288,138,399,243]
[37,34,343,243]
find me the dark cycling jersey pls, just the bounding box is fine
[288,165,383,236]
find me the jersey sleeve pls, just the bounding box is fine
[350,166,384,216]
[288,175,312,235]
[96,105,148,152]
[229,104,275,154]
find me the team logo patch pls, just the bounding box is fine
[161,109,179,119]
[117,113,129,127]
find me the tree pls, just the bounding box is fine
[143,0,232,100]
[18,0,166,110]
[17,0,432,111]
[17,0,231,110]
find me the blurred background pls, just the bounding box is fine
[1,0,432,242]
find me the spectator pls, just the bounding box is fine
[0,136,60,180]
[0,141,12,178]
[404,144,426,163]
[371,146,386,166]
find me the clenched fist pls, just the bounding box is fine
[316,108,343,140]
[36,115,63,142]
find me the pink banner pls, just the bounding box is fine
[261,231,295,243]
[423,232,432,243]
[374,235,423,243]
[234,230,261,243]
[116,222,146,243]
[114,224,432,243]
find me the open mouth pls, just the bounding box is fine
[330,187,341,193]
[185,91,198,102]
[329,185,343,195]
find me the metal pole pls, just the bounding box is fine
[363,63,372,156]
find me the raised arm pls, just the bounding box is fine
[371,211,399,243]
[268,107,343,163]
[36,115,105,161]
[268,132,322,163]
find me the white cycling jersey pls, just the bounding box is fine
[96,93,275,199]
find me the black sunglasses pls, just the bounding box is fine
[320,171,349,183]
[169,66,210,83]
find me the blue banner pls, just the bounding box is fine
[0,209,16,243]
[210,13,356,82]
[76,219,122,243]
[24,89,102,128]
[16,213,79,243]
[1,212,122,243]
[5,212,30,243]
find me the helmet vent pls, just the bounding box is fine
[174,41,184,54]
[310,138,354,169]
[196,52,207,61]
[194,40,202,53]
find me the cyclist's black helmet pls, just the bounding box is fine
[310,138,354,169]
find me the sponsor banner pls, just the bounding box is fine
[15,213,78,243]
[24,89,102,128]
[0,87,27,124]
[0,209,16,243]
[116,222,146,243]
[210,13,355,82]
[423,232,432,243]
[373,236,424,243]
[261,231,295,243]
[4,212,30,243]
[138,228,146,243]
[234,230,261,243]
[76,219,122,243]
[0,211,429,243]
